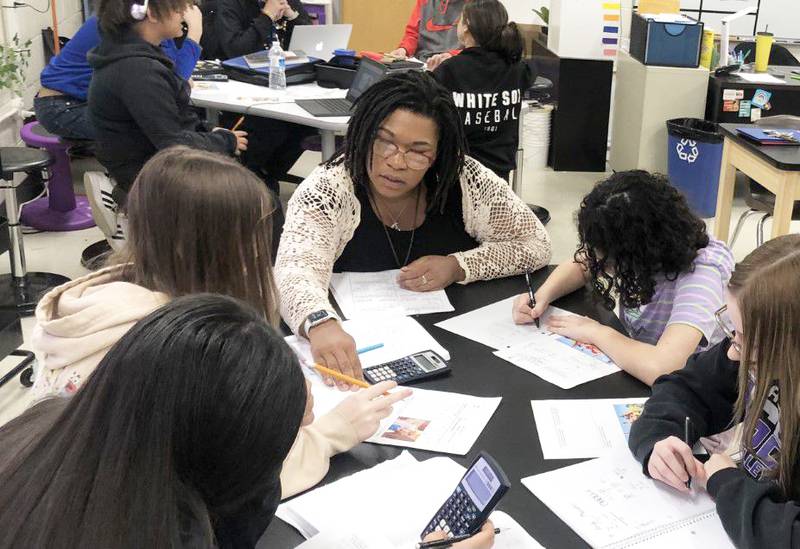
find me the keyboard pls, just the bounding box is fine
[295,97,353,117]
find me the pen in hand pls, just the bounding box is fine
[684,416,692,490]
[524,270,540,328]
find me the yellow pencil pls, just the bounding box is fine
[314,364,370,389]
[231,115,245,132]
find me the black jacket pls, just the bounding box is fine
[629,341,800,548]
[215,0,310,59]
[433,47,534,178]
[87,29,236,201]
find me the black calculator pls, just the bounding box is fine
[362,350,450,385]
[420,452,510,540]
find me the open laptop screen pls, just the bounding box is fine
[346,58,389,103]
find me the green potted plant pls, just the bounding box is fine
[0,34,32,97]
[533,5,549,35]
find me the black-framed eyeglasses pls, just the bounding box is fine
[373,137,435,170]
[715,305,742,354]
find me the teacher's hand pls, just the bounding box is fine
[397,255,465,292]
[308,320,362,391]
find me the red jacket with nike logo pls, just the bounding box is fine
[397,0,464,61]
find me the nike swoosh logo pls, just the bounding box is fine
[426,20,453,32]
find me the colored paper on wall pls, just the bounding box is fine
[637,0,680,14]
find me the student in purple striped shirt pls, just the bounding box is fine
[512,170,734,386]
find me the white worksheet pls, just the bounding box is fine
[434,297,581,350]
[532,398,648,459]
[285,315,450,371]
[300,369,500,455]
[330,270,454,318]
[280,452,544,549]
[494,332,620,389]
[522,450,735,549]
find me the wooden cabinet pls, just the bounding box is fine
[341,0,416,53]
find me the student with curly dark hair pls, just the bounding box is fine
[512,170,734,386]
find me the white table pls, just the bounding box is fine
[190,80,350,160]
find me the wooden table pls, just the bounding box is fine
[714,123,800,242]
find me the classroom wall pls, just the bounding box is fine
[0,0,84,147]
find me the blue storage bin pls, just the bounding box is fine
[630,13,703,68]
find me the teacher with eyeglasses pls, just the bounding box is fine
[275,70,552,389]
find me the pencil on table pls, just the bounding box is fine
[313,364,392,395]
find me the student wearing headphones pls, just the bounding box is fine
[34,6,202,142]
[88,0,246,205]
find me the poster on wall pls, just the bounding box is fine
[548,0,621,60]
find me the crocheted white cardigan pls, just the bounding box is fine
[276,156,552,333]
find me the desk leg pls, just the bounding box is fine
[713,139,736,242]
[320,130,336,161]
[771,174,795,240]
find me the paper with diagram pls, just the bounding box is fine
[521,450,735,548]
[531,398,648,459]
[330,269,454,318]
[281,452,544,549]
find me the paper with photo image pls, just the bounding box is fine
[330,269,454,319]
[494,332,620,389]
[532,398,648,459]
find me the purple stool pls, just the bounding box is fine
[19,122,95,231]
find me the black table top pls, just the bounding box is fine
[720,123,800,171]
[258,268,650,548]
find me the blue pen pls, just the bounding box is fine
[357,343,385,354]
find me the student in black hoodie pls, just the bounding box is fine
[432,0,532,182]
[88,0,246,205]
[213,0,314,195]
[628,234,800,548]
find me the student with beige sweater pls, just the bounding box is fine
[30,147,410,498]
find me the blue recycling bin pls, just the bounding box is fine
[666,118,724,218]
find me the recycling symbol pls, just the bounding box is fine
[676,139,699,163]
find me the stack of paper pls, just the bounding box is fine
[330,270,454,318]
[279,452,544,549]
[522,450,735,548]
[531,398,648,459]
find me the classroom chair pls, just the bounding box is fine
[728,115,800,248]
[0,147,71,314]
[19,122,96,232]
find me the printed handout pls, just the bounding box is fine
[531,398,648,459]
[330,269,454,318]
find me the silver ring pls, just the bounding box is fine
[421,274,428,285]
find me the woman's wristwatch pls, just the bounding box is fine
[303,310,340,336]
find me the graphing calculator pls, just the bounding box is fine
[421,452,510,540]
[362,350,450,385]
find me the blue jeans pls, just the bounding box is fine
[33,95,96,141]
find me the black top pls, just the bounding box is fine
[629,341,800,548]
[215,0,311,59]
[333,184,478,272]
[720,123,800,171]
[433,47,534,177]
[87,29,236,202]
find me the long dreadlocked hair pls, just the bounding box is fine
[327,70,468,214]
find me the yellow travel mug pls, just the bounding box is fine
[755,31,774,72]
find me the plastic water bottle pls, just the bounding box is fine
[268,40,287,90]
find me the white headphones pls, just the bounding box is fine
[130,0,149,20]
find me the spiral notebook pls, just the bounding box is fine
[521,450,735,549]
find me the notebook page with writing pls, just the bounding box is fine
[521,450,734,549]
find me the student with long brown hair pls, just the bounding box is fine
[0,295,308,548]
[30,146,408,499]
[628,234,800,547]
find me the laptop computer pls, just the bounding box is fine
[289,24,353,60]
[295,57,389,117]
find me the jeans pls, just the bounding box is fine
[33,95,96,141]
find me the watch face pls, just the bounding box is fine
[308,310,329,323]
